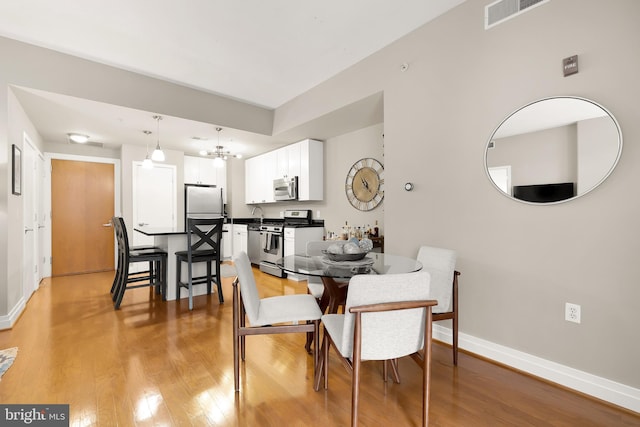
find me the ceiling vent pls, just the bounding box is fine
[485,0,550,29]
[68,139,103,148]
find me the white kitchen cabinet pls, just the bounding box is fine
[222,224,232,260]
[275,143,301,180]
[244,139,323,204]
[184,155,227,201]
[232,224,248,258]
[184,156,216,185]
[297,139,323,201]
[244,156,258,204]
[245,151,275,204]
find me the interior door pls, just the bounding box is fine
[51,159,115,276]
[488,166,512,195]
[22,140,38,299]
[132,162,176,247]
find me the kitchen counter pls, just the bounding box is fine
[229,217,324,228]
[135,226,186,236]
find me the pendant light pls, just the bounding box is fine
[142,130,153,169]
[215,127,225,168]
[151,115,165,161]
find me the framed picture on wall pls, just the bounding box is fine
[12,144,21,196]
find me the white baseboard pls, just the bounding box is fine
[0,297,25,330]
[432,324,640,413]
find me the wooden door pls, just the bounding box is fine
[51,159,115,276]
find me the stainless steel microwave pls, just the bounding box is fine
[274,177,298,201]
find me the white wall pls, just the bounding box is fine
[0,88,44,321]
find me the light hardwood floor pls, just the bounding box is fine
[1,268,638,426]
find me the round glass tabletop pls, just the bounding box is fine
[278,252,422,279]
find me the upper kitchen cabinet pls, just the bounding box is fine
[184,155,227,200]
[245,139,323,204]
[297,139,323,201]
[275,143,301,180]
[245,151,276,204]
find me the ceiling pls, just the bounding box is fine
[1,0,465,157]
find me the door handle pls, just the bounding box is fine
[24,227,34,234]
[138,222,149,226]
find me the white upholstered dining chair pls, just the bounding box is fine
[314,271,436,427]
[232,251,322,391]
[416,245,460,365]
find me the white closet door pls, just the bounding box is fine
[22,140,38,299]
[132,162,177,247]
[488,166,512,195]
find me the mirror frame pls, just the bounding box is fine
[484,96,623,205]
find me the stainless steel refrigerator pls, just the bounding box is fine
[184,184,224,228]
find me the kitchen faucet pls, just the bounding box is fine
[251,206,264,224]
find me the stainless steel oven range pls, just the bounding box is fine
[259,223,284,277]
[259,209,317,277]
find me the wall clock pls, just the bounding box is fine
[345,157,384,211]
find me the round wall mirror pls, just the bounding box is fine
[485,96,622,204]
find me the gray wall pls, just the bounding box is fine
[1,0,638,405]
[276,0,640,389]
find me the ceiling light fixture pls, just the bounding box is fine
[142,130,153,169]
[202,127,242,167]
[151,115,165,162]
[68,133,89,144]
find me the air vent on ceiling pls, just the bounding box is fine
[485,0,550,29]
[69,140,104,148]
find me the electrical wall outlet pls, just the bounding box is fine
[565,303,581,324]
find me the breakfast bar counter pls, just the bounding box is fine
[135,226,228,301]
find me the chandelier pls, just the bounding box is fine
[199,127,242,168]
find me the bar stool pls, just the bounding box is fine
[175,217,224,310]
[111,217,167,309]
[110,218,160,295]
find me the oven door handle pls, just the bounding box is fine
[263,231,272,251]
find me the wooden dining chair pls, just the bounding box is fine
[232,251,322,391]
[175,217,224,310]
[417,245,460,365]
[314,271,436,427]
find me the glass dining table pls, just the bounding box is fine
[277,252,423,314]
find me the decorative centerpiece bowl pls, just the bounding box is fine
[322,250,368,262]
